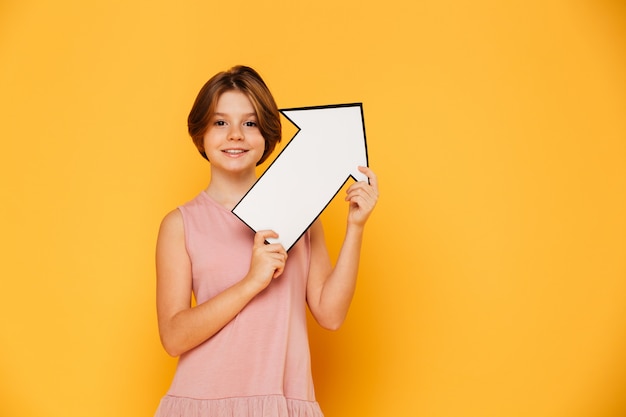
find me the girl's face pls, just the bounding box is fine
[203,90,266,175]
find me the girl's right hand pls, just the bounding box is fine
[245,230,288,292]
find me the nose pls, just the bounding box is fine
[229,125,244,141]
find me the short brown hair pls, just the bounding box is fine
[188,65,281,165]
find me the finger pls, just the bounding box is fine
[265,243,287,256]
[258,242,288,268]
[254,230,279,246]
[347,195,375,212]
[266,248,287,261]
[345,182,378,202]
[273,265,284,279]
[346,185,379,213]
[271,253,287,278]
[358,166,379,194]
[347,180,376,195]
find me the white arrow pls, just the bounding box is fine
[232,103,368,251]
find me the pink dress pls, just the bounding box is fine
[155,191,324,417]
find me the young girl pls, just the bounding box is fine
[154,65,378,417]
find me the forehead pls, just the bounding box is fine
[214,90,255,114]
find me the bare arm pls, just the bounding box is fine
[306,166,379,330]
[156,209,287,357]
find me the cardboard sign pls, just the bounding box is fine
[232,103,368,251]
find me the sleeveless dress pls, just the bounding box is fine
[154,191,324,417]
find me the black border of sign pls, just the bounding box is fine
[231,102,369,252]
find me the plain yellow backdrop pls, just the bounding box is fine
[1,0,625,416]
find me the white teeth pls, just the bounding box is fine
[223,149,246,154]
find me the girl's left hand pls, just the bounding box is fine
[345,166,379,227]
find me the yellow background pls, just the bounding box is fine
[1,0,625,416]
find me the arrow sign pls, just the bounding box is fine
[232,103,368,251]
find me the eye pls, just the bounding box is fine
[214,120,227,126]
[244,121,257,127]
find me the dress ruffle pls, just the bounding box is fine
[155,395,324,417]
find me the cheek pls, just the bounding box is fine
[254,136,268,162]
[202,130,218,147]
[251,132,267,150]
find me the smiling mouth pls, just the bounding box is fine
[222,149,247,155]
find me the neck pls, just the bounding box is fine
[205,169,257,210]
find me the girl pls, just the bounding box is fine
[154,65,378,417]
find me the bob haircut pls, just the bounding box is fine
[188,65,281,165]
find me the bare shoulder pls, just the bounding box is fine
[159,208,184,235]
[156,208,190,281]
[156,208,186,256]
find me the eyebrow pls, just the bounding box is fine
[213,112,257,118]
